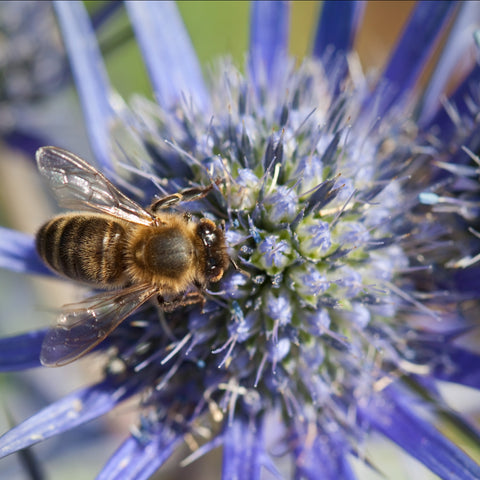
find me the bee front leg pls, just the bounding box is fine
[149,193,184,212]
[157,291,205,312]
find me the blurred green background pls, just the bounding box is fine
[86,1,416,102]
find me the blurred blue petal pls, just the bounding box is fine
[373,1,456,117]
[90,1,123,30]
[360,387,480,480]
[0,378,142,459]
[97,432,181,480]
[408,329,480,389]
[221,416,278,480]
[125,1,210,112]
[418,2,480,124]
[292,429,356,480]
[425,62,480,142]
[221,417,261,480]
[314,1,364,54]
[313,1,365,93]
[4,130,50,159]
[53,1,115,171]
[433,345,480,389]
[249,1,289,89]
[0,227,52,276]
[0,330,45,371]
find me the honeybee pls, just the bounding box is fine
[36,146,228,367]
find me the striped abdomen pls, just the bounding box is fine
[36,214,128,287]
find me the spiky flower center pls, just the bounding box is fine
[112,58,446,432]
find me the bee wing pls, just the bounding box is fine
[36,146,154,226]
[40,284,158,366]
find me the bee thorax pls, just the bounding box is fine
[144,230,194,276]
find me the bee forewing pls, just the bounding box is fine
[40,284,158,366]
[36,146,154,226]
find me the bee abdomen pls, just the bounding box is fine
[36,215,128,286]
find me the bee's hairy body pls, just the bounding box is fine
[37,211,210,295]
[34,145,229,366]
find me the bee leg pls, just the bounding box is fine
[157,291,205,312]
[176,183,216,202]
[149,181,220,213]
[149,193,184,212]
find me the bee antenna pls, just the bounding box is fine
[229,257,251,279]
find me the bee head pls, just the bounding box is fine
[196,218,229,283]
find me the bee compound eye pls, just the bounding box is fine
[199,222,217,247]
[204,231,216,246]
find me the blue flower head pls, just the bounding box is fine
[1,2,480,479]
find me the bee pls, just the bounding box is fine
[35,146,228,367]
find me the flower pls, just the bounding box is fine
[1,1,480,479]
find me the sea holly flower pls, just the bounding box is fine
[1,1,480,480]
